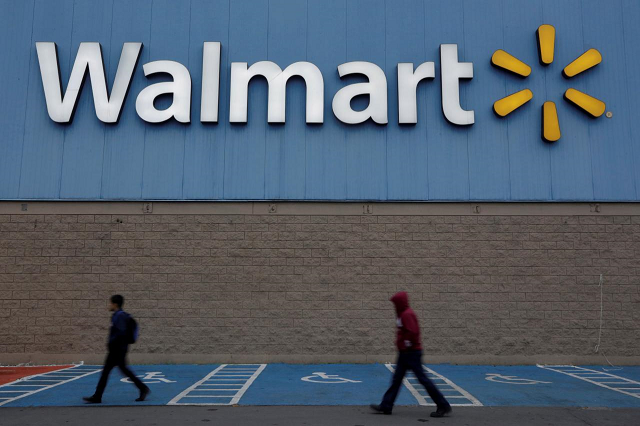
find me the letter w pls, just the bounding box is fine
[36,42,142,123]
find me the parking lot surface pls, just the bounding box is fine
[1,363,639,409]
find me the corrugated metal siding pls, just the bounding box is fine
[0,0,638,201]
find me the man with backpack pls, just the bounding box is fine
[83,295,149,403]
[370,291,452,418]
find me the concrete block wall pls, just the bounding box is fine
[0,202,638,365]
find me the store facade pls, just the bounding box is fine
[1,0,639,364]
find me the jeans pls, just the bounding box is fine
[380,350,450,411]
[94,349,145,398]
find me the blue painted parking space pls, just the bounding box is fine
[239,364,417,406]
[168,364,266,405]
[2,365,220,407]
[424,365,640,408]
[1,364,639,408]
[0,366,101,407]
[386,364,482,406]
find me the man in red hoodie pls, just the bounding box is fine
[370,291,452,417]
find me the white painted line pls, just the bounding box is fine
[599,383,632,385]
[66,369,101,373]
[207,375,252,377]
[385,364,429,405]
[384,364,482,407]
[179,395,235,398]
[35,373,90,376]
[0,366,101,407]
[578,376,612,379]
[198,383,244,386]
[229,364,266,405]
[424,366,482,407]
[197,387,243,390]
[31,371,87,377]
[538,365,640,400]
[167,365,227,405]
[38,372,85,374]
[2,385,46,387]
[198,384,244,386]
[168,364,266,406]
[196,388,243,391]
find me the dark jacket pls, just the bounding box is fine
[108,310,129,352]
[391,292,422,351]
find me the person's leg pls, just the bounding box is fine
[379,353,409,412]
[408,351,450,408]
[93,353,117,399]
[116,354,146,391]
[116,352,149,401]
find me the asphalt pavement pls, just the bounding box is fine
[2,406,640,426]
[2,363,640,425]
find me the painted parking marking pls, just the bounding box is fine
[485,374,551,385]
[385,363,482,407]
[301,372,362,384]
[0,365,101,407]
[2,364,639,408]
[538,365,640,399]
[168,364,266,406]
[0,365,76,386]
[1,364,224,407]
[121,371,176,384]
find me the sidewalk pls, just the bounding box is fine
[2,406,639,426]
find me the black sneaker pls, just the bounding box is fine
[430,405,452,418]
[370,404,392,415]
[82,395,101,404]
[136,386,150,402]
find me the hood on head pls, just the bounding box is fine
[390,291,409,315]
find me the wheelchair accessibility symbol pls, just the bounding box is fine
[485,373,551,385]
[121,371,176,384]
[301,372,362,384]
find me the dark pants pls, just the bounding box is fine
[381,350,450,411]
[94,348,145,398]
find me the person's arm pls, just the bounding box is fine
[109,312,128,346]
[401,311,420,348]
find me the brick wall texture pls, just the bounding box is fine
[1,210,639,363]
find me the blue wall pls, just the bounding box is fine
[1,0,639,201]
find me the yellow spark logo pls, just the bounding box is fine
[491,24,606,143]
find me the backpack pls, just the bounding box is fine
[126,314,139,344]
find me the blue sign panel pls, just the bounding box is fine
[1,0,639,201]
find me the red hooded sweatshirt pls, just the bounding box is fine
[391,292,422,351]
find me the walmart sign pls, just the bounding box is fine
[36,24,607,143]
[37,41,474,126]
[3,0,637,202]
